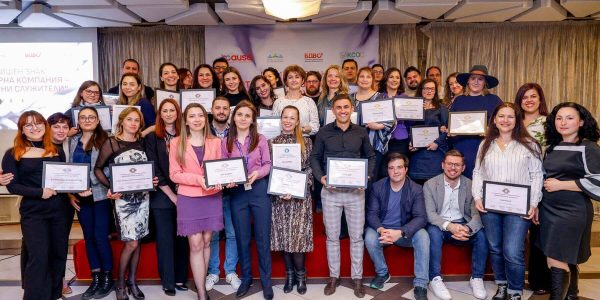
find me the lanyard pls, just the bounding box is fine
[234,137,251,166]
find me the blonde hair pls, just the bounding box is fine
[114,107,144,140]
[281,105,306,153]
[357,67,377,91]
[176,103,215,167]
[319,65,349,103]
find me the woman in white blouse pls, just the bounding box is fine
[472,102,544,300]
[272,65,320,136]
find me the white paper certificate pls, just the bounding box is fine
[394,97,424,120]
[259,108,273,117]
[483,181,530,216]
[267,167,308,199]
[274,87,286,99]
[257,117,281,139]
[359,99,395,124]
[180,89,215,112]
[72,105,112,133]
[411,126,440,148]
[111,105,141,133]
[271,143,301,171]
[325,109,358,124]
[326,157,368,188]
[156,89,181,109]
[42,162,90,193]
[109,162,155,193]
[102,93,119,105]
[204,158,248,186]
[449,111,487,135]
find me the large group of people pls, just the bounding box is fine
[0,56,599,300]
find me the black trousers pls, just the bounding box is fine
[528,224,551,291]
[152,208,189,288]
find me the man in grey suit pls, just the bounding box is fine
[424,150,488,300]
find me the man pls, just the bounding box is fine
[364,153,430,300]
[205,96,242,292]
[342,59,358,85]
[107,58,155,100]
[212,57,229,85]
[404,66,422,97]
[424,150,488,300]
[305,70,322,103]
[310,94,375,298]
[426,66,445,99]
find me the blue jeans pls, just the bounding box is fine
[364,227,430,288]
[481,212,530,294]
[426,223,488,280]
[77,198,113,272]
[208,195,238,276]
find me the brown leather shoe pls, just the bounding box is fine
[323,277,340,296]
[352,279,366,298]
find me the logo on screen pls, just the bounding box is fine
[339,51,363,59]
[221,54,254,62]
[304,52,323,62]
[267,53,284,63]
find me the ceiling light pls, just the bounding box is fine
[263,0,321,20]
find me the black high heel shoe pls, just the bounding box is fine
[115,282,129,300]
[126,281,145,300]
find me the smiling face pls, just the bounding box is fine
[254,78,272,100]
[185,106,206,132]
[305,74,320,96]
[386,70,401,91]
[357,70,373,90]
[326,69,341,90]
[555,107,584,139]
[405,71,421,89]
[182,70,193,88]
[160,102,178,126]
[224,72,240,93]
[427,68,442,85]
[264,70,279,88]
[121,75,141,98]
[211,99,231,124]
[520,89,540,114]
[332,98,354,125]
[234,107,254,131]
[78,108,99,133]
[372,66,384,82]
[494,107,516,134]
[161,65,179,89]
[387,158,408,184]
[285,71,303,91]
[197,67,214,89]
[468,74,485,94]
[448,75,463,96]
[280,107,300,134]
[22,116,46,142]
[122,111,141,136]
[421,81,436,101]
[442,155,465,181]
[213,62,228,79]
[122,61,139,75]
[51,122,69,143]
[81,84,101,105]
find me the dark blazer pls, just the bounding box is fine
[366,177,427,239]
[145,132,176,209]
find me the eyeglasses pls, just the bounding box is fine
[422,87,436,92]
[84,89,100,96]
[23,123,45,131]
[79,116,98,122]
[444,162,464,168]
[214,66,227,70]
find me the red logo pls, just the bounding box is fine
[304,52,323,62]
[221,54,254,62]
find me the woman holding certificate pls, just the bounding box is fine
[2,111,72,300]
[539,102,600,300]
[117,73,156,134]
[94,107,151,300]
[269,106,313,295]
[316,65,350,127]
[222,67,250,106]
[249,75,277,114]
[169,103,223,300]
[472,103,543,300]
[378,67,410,157]
[222,100,274,300]
[192,64,221,94]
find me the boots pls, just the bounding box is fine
[550,267,570,300]
[295,270,307,295]
[95,271,114,299]
[283,270,296,293]
[82,271,101,300]
[565,264,579,300]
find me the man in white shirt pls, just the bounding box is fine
[423,150,488,300]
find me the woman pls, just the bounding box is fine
[117,73,156,136]
[2,111,73,300]
[372,64,385,87]
[153,62,181,109]
[472,103,543,300]
[249,75,277,115]
[94,107,151,300]
[221,67,250,106]
[269,106,313,295]
[378,67,405,98]
[169,103,223,300]
[317,65,350,127]
[514,83,550,295]
[65,81,105,134]
[263,67,283,89]
[178,68,193,90]
[539,102,600,300]
[67,107,113,299]
[450,65,503,178]
[222,101,273,300]
[408,79,449,183]
[192,64,221,95]
[145,99,190,295]
[272,65,320,136]
[442,72,462,108]
[378,67,410,157]
[48,113,71,151]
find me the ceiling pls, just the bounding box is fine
[0,0,599,28]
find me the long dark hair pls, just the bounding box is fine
[72,80,104,107]
[546,102,600,153]
[192,64,221,93]
[221,67,249,97]
[378,67,405,94]
[478,102,541,166]
[158,62,180,90]
[249,75,276,108]
[513,83,549,116]
[226,100,259,153]
[415,78,441,109]
[78,106,108,152]
[263,67,283,88]
[443,72,460,107]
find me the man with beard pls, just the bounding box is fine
[305,71,322,103]
[403,66,422,97]
[212,57,229,86]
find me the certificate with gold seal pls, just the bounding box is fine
[42,162,90,193]
[394,97,424,120]
[483,181,530,216]
[411,126,440,148]
[359,99,395,124]
[326,157,368,188]
[204,158,248,187]
[267,167,308,199]
[109,162,155,193]
[449,111,487,135]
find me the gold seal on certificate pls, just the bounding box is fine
[111,105,141,133]
[449,111,487,135]
[326,157,368,188]
[72,105,112,133]
[180,89,215,111]
[42,162,90,192]
[359,99,395,124]
[109,162,155,193]
[204,158,248,187]
[102,93,119,105]
[156,89,181,109]
[271,143,301,171]
[267,167,308,199]
[411,126,440,148]
[483,181,531,216]
[257,117,281,139]
[394,97,424,120]
[325,109,358,124]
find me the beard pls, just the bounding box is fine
[306,86,319,96]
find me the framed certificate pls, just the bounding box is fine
[42,162,90,193]
[483,181,531,216]
[257,117,281,139]
[394,97,424,120]
[180,89,215,112]
[204,158,248,187]
[273,87,286,99]
[410,126,440,148]
[267,167,308,199]
[326,157,368,188]
[449,111,487,135]
[325,109,358,124]
[156,89,181,109]
[359,99,396,124]
[102,93,119,105]
[72,105,112,133]
[271,143,301,171]
[111,105,141,133]
[259,108,273,117]
[109,162,155,193]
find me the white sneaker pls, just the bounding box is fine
[470,277,487,299]
[205,273,219,291]
[226,272,242,290]
[430,276,452,300]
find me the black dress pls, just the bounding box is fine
[539,140,600,264]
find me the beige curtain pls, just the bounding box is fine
[379,25,419,70]
[422,21,600,118]
[98,25,204,91]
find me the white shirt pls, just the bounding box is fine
[441,178,463,230]
[272,95,320,135]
